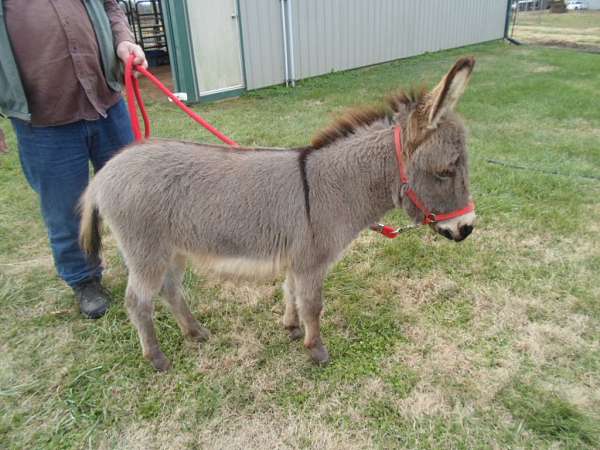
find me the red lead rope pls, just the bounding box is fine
[124,55,238,146]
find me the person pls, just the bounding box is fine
[0,1,148,319]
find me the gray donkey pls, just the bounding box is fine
[80,58,476,371]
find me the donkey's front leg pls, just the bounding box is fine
[282,273,303,341]
[294,269,329,365]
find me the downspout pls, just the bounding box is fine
[286,0,296,87]
[504,0,512,37]
[504,0,523,45]
[280,0,289,86]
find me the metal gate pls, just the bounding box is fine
[118,0,169,66]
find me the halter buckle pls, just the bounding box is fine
[369,223,384,233]
[424,213,437,225]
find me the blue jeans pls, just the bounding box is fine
[12,99,133,287]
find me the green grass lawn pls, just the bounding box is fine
[515,9,600,29]
[1,41,600,449]
[512,10,600,50]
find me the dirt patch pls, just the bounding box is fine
[134,65,175,103]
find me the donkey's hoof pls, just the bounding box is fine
[150,352,172,372]
[186,326,210,343]
[287,326,304,341]
[309,345,330,366]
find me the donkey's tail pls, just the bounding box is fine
[78,187,102,257]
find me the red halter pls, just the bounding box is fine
[370,126,475,238]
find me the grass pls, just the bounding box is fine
[512,10,600,51]
[500,381,599,445]
[1,41,600,449]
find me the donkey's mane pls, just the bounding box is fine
[311,86,427,149]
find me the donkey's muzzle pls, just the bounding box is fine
[434,215,476,242]
[438,225,473,242]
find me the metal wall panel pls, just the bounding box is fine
[238,0,506,90]
[238,0,286,89]
[289,0,506,81]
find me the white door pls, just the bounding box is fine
[187,0,245,96]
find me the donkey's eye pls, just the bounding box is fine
[436,169,456,179]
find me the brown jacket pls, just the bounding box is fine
[3,0,133,126]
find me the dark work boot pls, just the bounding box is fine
[73,278,111,319]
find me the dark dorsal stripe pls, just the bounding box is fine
[297,147,315,221]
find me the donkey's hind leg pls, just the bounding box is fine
[126,269,171,371]
[293,267,330,365]
[160,254,209,342]
[282,273,303,341]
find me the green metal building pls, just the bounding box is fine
[162,0,507,103]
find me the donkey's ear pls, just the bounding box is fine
[426,57,475,128]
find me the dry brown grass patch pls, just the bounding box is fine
[208,279,279,308]
[471,286,530,336]
[390,272,459,307]
[515,316,590,366]
[198,327,265,374]
[0,255,54,276]
[198,411,373,450]
[396,383,451,419]
[102,411,194,450]
[542,379,600,412]
[528,64,559,74]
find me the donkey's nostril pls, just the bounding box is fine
[439,228,454,241]
[460,224,473,239]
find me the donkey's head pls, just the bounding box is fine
[390,58,476,242]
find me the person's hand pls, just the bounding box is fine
[0,127,8,155]
[116,41,148,70]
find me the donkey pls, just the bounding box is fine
[79,58,476,371]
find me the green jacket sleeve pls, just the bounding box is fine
[0,0,30,120]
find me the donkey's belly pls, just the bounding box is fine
[189,253,286,280]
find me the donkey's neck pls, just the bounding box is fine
[306,123,400,237]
